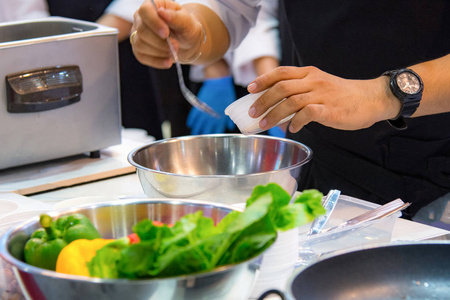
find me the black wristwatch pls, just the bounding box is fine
[382,68,423,130]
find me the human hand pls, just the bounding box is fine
[246,66,401,132]
[131,0,205,68]
[187,76,236,134]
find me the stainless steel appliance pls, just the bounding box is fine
[0,17,122,170]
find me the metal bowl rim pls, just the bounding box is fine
[127,134,313,178]
[0,198,269,284]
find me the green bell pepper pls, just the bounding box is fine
[23,213,101,270]
[54,213,102,243]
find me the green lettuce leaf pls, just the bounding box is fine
[88,183,324,279]
[87,238,129,279]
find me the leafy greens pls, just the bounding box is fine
[87,183,325,279]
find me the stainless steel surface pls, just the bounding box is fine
[0,17,121,170]
[324,198,409,233]
[128,134,312,204]
[0,198,263,300]
[308,189,340,235]
[375,202,411,220]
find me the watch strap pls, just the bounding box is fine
[382,69,423,130]
[386,117,407,130]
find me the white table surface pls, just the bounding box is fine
[25,172,450,242]
[6,127,446,242]
[0,128,155,195]
[2,160,449,300]
[2,130,448,300]
[22,172,449,300]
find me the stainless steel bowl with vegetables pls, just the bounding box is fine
[0,184,324,300]
[128,134,312,204]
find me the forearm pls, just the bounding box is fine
[97,14,132,43]
[253,56,279,77]
[203,59,231,79]
[182,3,230,65]
[408,53,450,117]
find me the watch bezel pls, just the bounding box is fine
[390,69,423,101]
[382,68,424,130]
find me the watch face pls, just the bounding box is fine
[396,72,421,94]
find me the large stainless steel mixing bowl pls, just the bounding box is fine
[0,199,265,300]
[128,134,312,204]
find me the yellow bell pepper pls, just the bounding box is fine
[55,238,114,277]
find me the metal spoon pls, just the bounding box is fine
[151,0,220,118]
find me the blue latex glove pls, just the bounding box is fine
[268,126,286,138]
[187,76,236,134]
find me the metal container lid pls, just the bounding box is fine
[0,16,117,48]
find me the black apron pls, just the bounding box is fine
[281,0,450,218]
[46,0,164,140]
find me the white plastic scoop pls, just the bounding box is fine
[225,90,294,135]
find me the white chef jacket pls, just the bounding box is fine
[108,0,259,45]
[104,0,145,23]
[177,0,260,50]
[0,0,143,24]
[230,0,279,86]
[0,0,49,22]
[185,0,278,87]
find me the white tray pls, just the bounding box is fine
[0,193,52,236]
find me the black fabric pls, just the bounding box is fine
[119,42,164,140]
[283,1,450,78]
[46,0,164,139]
[46,0,111,22]
[278,0,298,67]
[152,66,191,137]
[281,0,450,216]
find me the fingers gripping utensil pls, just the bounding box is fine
[308,189,341,235]
[151,0,220,119]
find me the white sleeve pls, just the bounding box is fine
[231,0,280,86]
[189,51,233,83]
[176,0,260,50]
[0,0,49,22]
[104,0,145,23]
